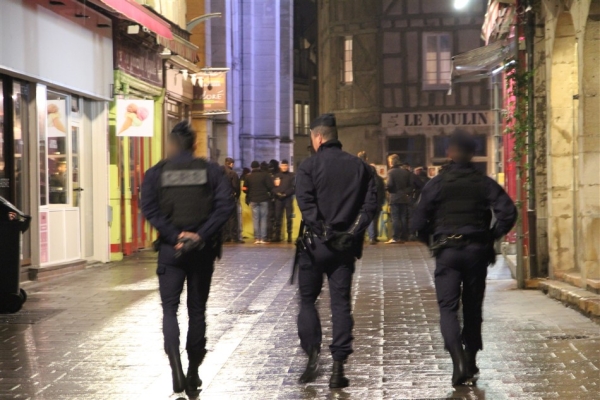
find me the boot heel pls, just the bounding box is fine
[329,360,349,389]
[166,348,186,393]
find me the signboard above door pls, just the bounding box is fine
[383,111,493,135]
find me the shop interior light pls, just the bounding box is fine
[190,74,198,85]
[454,0,469,10]
[127,25,140,34]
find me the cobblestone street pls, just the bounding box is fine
[1,244,599,400]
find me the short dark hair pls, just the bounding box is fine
[251,161,260,169]
[311,125,338,142]
[225,157,234,165]
[168,121,196,151]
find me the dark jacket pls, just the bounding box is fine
[273,171,296,199]
[386,166,417,204]
[224,165,241,199]
[141,151,235,266]
[372,168,386,209]
[243,169,275,203]
[296,140,378,239]
[411,162,517,240]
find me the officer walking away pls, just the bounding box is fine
[385,154,416,244]
[222,157,244,243]
[295,114,378,388]
[243,161,275,244]
[411,131,517,386]
[273,159,296,243]
[358,151,386,245]
[141,121,235,395]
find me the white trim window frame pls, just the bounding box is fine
[341,36,353,84]
[422,32,452,90]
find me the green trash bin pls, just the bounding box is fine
[0,196,31,313]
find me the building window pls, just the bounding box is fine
[423,33,451,90]
[294,103,302,135]
[303,104,310,135]
[387,135,426,168]
[341,37,353,84]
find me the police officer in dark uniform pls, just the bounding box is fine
[141,121,234,395]
[273,159,295,243]
[411,131,517,386]
[295,114,378,388]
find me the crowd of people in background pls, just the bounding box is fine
[220,152,433,246]
[221,158,296,245]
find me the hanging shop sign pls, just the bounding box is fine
[116,99,155,137]
[193,73,228,115]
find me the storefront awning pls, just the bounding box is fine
[93,0,173,40]
[451,39,516,83]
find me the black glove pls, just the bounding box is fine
[327,232,355,252]
[276,193,286,199]
[175,237,204,259]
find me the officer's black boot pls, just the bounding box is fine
[329,360,349,389]
[186,350,206,393]
[166,347,186,393]
[448,344,468,386]
[464,348,480,384]
[298,346,320,383]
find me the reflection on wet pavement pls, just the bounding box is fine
[0,244,598,399]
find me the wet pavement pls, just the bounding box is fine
[1,243,599,400]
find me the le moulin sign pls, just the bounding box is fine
[383,111,493,132]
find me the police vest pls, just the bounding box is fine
[434,169,489,231]
[159,158,213,229]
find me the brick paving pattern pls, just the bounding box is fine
[0,244,598,400]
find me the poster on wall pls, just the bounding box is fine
[116,99,154,137]
[47,100,67,138]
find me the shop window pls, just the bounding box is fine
[341,37,353,84]
[423,33,451,90]
[46,92,69,205]
[387,135,426,168]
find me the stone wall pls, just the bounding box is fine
[541,0,599,290]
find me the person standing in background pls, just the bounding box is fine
[273,159,296,243]
[223,158,243,243]
[357,151,386,245]
[243,161,274,244]
[385,155,413,244]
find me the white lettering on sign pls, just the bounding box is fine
[383,111,493,130]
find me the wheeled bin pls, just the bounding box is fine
[0,196,31,313]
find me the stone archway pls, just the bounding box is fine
[548,12,578,275]
[579,0,600,285]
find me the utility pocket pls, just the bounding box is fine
[156,265,167,275]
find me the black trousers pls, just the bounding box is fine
[297,242,355,361]
[157,250,215,358]
[274,197,293,240]
[223,201,239,241]
[434,243,488,352]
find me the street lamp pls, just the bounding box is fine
[187,13,222,31]
[453,0,469,10]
